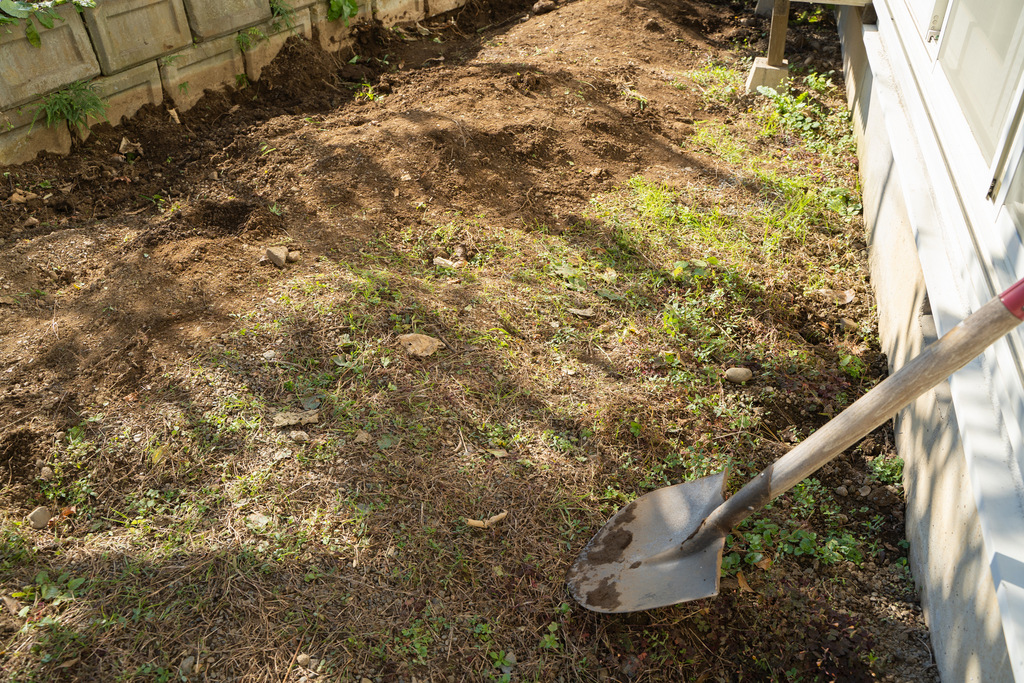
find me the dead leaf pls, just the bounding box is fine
[168,109,181,124]
[397,333,443,358]
[567,307,596,318]
[754,557,772,571]
[272,410,319,428]
[2,595,21,616]
[8,189,38,204]
[118,137,143,156]
[737,571,754,593]
[56,658,80,669]
[466,510,508,529]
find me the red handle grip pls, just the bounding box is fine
[1000,276,1024,320]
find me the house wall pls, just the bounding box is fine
[837,7,1014,681]
[0,0,466,165]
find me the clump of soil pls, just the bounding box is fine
[0,1,937,682]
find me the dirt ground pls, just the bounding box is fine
[1,0,941,681]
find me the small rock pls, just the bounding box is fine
[289,430,310,443]
[208,170,219,181]
[22,217,39,228]
[858,485,872,497]
[39,466,54,481]
[247,512,271,529]
[452,245,467,259]
[266,246,288,268]
[500,650,517,674]
[361,679,373,683]
[725,367,753,383]
[836,513,849,524]
[27,506,50,529]
[180,655,195,677]
[643,18,661,31]
[567,307,596,318]
[286,250,301,264]
[739,16,757,26]
[533,0,556,14]
[433,256,456,268]
[297,653,311,668]
[397,333,444,358]
[835,485,848,497]
[840,317,858,333]
[272,410,319,428]
[353,430,372,444]
[263,350,277,360]
[452,260,468,269]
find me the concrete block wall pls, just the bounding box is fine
[836,7,1015,681]
[0,0,468,165]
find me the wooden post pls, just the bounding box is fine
[767,0,790,67]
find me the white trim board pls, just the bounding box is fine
[863,11,1024,680]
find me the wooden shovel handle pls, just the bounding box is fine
[686,277,1024,548]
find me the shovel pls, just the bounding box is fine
[567,276,1024,613]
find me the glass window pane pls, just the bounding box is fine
[937,0,1024,162]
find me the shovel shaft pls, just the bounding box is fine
[684,280,1024,550]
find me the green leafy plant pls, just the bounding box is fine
[0,0,94,47]
[269,0,296,31]
[31,79,107,134]
[328,0,359,23]
[236,26,267,52]
[869,454,904,486]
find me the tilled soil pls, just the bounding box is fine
[1,1,940,681]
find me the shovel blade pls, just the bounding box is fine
[567,470,729,613]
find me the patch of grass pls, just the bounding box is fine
[678,59,745,106]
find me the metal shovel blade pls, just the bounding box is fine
[566,470,729,613]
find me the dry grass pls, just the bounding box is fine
[0,7,933,683]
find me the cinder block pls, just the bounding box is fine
[374,0,424,26]
[82,0,192,75]
[428,0,466,15]
[0,105,72,166]
[241,8,312,82]
[89,61,163,129]
[308,1,370,52]
[159,34,245,112]
[0,5,100,110]
[182,0,272,40]
[745,56,789,93]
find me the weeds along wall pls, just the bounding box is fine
[0,0,461,165]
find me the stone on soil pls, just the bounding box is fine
[267,246,288,268]
[533,0,556,14]
[27,506,50,529]
[286,250,301,263]
[397,333,443,358]
[297,653,311,668]
[180,655,195,677]
[725,367,753,383]
[289,430,310,443]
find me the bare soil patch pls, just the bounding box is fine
[1,1,938,681]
